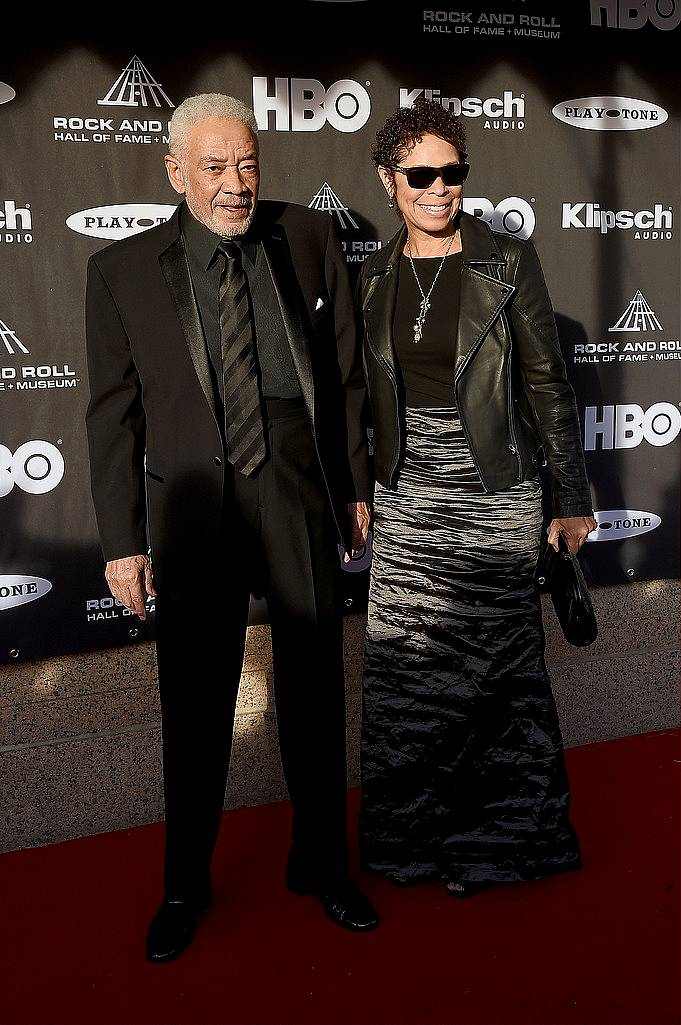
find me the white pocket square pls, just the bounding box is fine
[315,297,325,311]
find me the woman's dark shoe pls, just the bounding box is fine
[445,880,494,899]
[145,896,210,963]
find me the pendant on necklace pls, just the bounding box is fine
[413,298,430,343]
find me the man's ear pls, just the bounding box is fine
[164,154,186,195]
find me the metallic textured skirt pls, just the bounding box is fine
[360,407,581,884]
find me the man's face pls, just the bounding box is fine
[165,117,260,237]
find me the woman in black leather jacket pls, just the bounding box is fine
[359,97,596,897]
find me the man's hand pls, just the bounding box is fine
[547,516,597,554]
[345,502,371,563]
[105,554,157,620]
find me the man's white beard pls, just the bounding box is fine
[185,186,256,238]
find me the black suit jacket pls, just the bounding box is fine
[85,200,369,590]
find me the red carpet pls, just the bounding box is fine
[1,729,679,1025]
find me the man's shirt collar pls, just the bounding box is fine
[181,201,259,271]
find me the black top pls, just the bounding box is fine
[181,203,302,401]
[393,251,463,407]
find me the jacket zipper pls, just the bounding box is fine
[365,328,401,485]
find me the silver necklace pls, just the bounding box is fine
[407,232,457,343]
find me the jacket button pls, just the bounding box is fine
[214,456,222,466]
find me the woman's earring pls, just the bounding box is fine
[387,196,395,209]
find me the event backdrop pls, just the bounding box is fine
[1,3,679,662]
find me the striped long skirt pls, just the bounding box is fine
[359,407,581,884]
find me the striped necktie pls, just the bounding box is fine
[217,240,267,477]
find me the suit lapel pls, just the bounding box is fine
[261,226,315,419]
[158,234,219,429]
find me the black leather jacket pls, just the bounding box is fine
[360,213,593,518]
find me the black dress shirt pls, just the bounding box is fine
[181,202,302,401]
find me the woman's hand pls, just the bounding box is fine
[548,516,598,554]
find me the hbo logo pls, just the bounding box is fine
[253,77,371,133]
[584,403,681,450]
[0,441,65,496]
[462,197,536,240]
[591,0,680,30]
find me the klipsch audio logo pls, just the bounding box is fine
[590,0,680,30]
[66,204,177,240]
[588,510,661,541]
[463,196,535,239]
[0,576,52,611]
[53,56,172,146]
[253,77,371,132]
[0,82,15,104]
[552,96,668,131]
[0,441,65,496]
[0,201,32,245]
[0,317,80,394]
[562,203,673,240]
[400,88,525,130]
[584,403,681,449]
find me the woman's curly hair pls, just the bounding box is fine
[372,96,468,169]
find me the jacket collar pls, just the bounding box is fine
[363,212,516,385]
[366,211,505,276]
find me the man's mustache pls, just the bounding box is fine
[213,199,252,210]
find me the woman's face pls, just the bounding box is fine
[380,133,464,238]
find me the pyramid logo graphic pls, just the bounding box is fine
[0,319,29,355]
[309,183,359,230]
[98,56,174,108]
[608,290,662,332]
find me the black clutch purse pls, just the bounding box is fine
[536,531,598,647]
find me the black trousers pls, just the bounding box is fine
[154,401,348,902]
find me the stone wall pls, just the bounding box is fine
[1,580,678,853]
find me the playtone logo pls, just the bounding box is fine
[590,0,680,29]
[552,96,668,131]
[584,403,681,449]
[588,510,661,541]
[66,204,177,240]
[0,576,52,611]
[253,77,371,132]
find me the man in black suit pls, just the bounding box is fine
[85,93,378,962]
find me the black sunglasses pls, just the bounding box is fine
[389,162,470,190]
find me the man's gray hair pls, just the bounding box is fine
[168,93,259,159]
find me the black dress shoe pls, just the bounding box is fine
[287,864,379,932]
[145,897,210,964]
